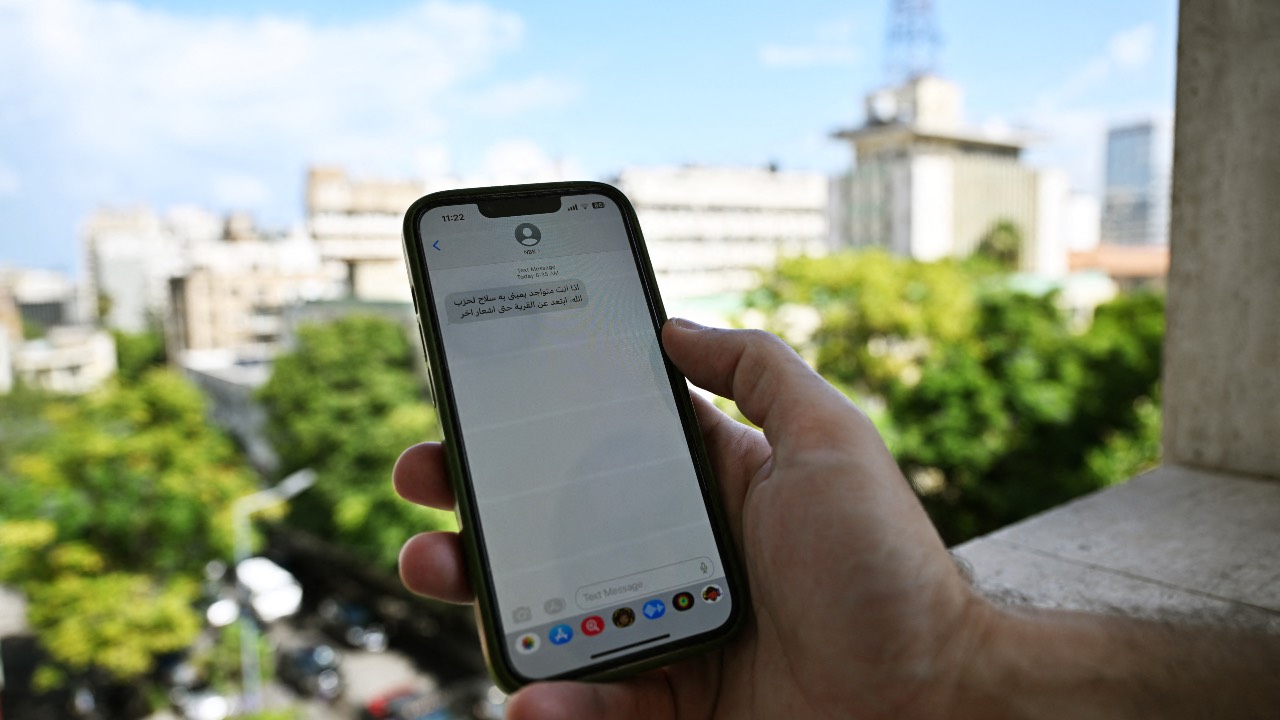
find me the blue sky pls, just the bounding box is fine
[0,0,1176,275]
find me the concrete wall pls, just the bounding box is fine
[956,0,1280,633]
[1163,0,1280,479]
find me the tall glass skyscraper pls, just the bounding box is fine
[1102,121,1171,246]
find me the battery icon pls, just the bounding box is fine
[591,201,605,209]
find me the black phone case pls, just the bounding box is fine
[400,181,747,691]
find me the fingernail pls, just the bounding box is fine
[668,317,708,331]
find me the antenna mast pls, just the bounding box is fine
[885,0,941,82]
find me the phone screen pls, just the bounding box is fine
[413,191,735,680]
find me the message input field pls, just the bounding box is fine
[575,556,715,610]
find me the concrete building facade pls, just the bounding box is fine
[166,215,341,358]
[614,165,829,301]
[832,75,1081,277]
[308,164,829,306]
[306,167,435,303]
[9,326,117,394]
[0,268,112,394]
[82,206,223,332]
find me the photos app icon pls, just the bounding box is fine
[515,633,540,654]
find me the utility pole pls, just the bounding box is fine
[233,468,316,713]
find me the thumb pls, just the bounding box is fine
[661,319,880,460]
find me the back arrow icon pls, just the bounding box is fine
[432,240,441,251]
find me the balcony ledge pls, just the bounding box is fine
[954,464,1280,631]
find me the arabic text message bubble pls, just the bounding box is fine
[446,279,588,324]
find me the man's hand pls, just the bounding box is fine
[394,320,1280,719]
[394,320,990,719]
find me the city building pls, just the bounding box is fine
[1101,120,1172,246]
[82,206,223,332]
[614,165,829,304]
[1,267,84,331]
[166,213,341,358]
[831,75,1085,276]
[0,268,112,395]
[9,325,117,394]
[0,287,19,393]
[306,167,435,303]
[1068,243,1169,292]
[307,164,829,317]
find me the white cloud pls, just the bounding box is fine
[1024,109,1109,195]
[0,165,18,195]
[1018,22,1164,194]
[758,19,860,69]
[475,139,582,185]
[461,75,581,118]
[414,144,455,179]
[1036,23,1157,109]
[212,173,272,208]
[0,0,578,218]
[1109,23,1156,70]
[15,0,516,157]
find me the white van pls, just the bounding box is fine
[235,557,302,623]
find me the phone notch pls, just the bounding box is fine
[476,194,562,218]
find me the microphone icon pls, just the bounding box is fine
[700,561,708,574]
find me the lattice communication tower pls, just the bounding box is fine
[885,0,942,82]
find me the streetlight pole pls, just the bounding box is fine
[232,468,316,714]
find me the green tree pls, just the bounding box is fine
[0,370,257,684]
[258,315,452,568]
[750,251,1163,544]
[749,250,977,393]
[975,218,1024,270]
[113,327,167,382]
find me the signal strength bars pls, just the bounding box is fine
[567,203,579,211]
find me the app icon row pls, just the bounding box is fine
[514,585,722,655]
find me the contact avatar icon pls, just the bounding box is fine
[514,223,541,246]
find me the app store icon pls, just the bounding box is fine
[549,624,573,645]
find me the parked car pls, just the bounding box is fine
[275,643,343,700]
[318,597,388,652]
[361,685,461,720]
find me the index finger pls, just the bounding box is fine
[662,320,879,461]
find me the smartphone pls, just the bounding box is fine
[401,181,745,690]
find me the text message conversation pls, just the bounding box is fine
[418,195,730,675]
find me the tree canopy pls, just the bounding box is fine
[258,314,452,568]
[0,369,257,683]
[975,219,1024,270]
[750,250,1163,543]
